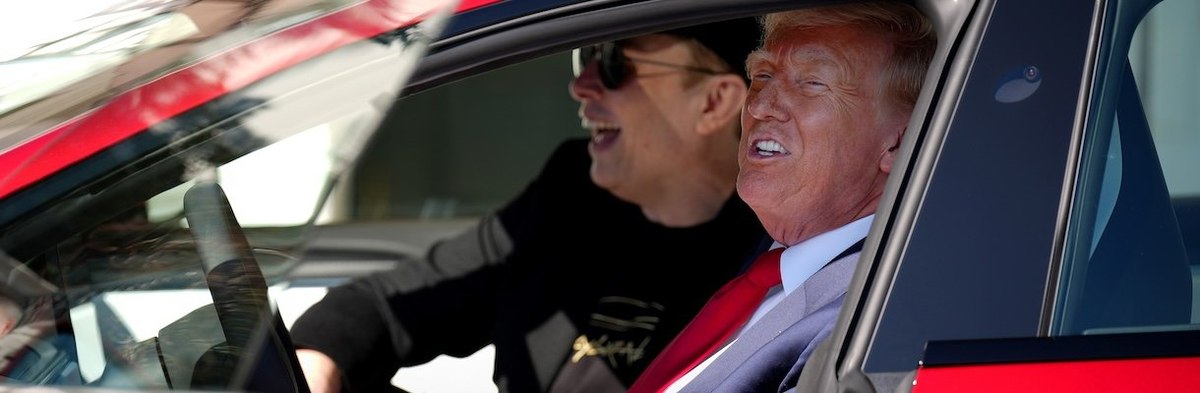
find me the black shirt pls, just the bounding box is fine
[290,138,767,392]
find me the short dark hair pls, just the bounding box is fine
[664,17,762,83]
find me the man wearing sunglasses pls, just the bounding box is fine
[292,18,766,393]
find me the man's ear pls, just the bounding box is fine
[880,126,906,174]
[696,74,748,136]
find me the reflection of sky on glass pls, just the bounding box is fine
[145,127,333,228]
[0,0,194,115]
[220,125,334,227]
[994,65,1041,103]
[0,0,186,61]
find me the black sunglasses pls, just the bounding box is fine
[572,42,723,89]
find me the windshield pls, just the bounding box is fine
[0,0,455,390]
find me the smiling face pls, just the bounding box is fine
[738,24,910,245]
[569,34,712,205]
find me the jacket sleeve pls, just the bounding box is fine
[288,214,514,389]
[288,139,589,389]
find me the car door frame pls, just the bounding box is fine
[799,0,1200,391]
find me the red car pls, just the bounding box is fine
[0,0,1196,391]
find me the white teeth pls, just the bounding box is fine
[582,118,619,131]
[755,140,788,156]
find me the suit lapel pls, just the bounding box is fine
[679,250,861,392]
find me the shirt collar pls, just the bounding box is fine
[774,214,874,295]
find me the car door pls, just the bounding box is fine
[798,0,1200,391]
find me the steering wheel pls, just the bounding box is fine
[183,181,309,393]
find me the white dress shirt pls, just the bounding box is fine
[664,215,874,392]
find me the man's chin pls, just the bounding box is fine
[589,169,617,191]
[736,179,775,208]
[590,166,631,195]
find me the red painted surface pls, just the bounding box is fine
[457,0,503,11]
[0,0,500,200]
[912,356,1200,392]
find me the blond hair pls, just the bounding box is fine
[763,2,936,108]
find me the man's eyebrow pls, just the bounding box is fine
[745,47,840,74]
[789,47,839,67]
[745,50,771,70]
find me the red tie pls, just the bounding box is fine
[628,248,784,393]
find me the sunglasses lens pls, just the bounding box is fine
[572,43,626,89]
[598,42,625,89]
[572,46,597,77]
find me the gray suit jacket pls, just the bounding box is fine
[677,248,861,393]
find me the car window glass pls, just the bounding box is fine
[862,0,1094,374]
[1055,0,1199,335]
[146,117,357,228]
[349,52,580,221]
[0,14,439,390]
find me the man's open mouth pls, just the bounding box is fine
[752,139,789,157]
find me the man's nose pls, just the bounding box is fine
[744,85,788,122]
[569,61,604,101]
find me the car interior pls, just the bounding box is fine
[0,0,1197,392]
